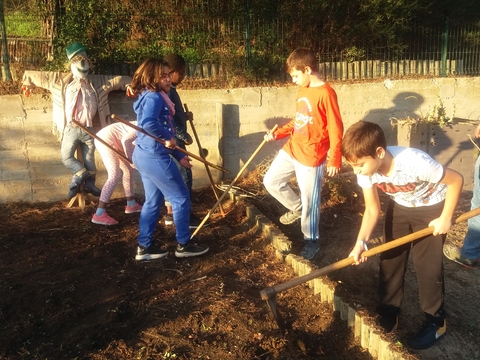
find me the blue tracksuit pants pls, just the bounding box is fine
[133,147,191,248]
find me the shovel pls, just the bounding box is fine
[260,207,480,335]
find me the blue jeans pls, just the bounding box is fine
[165,155,193,208]
[462,155,480,260]
[133,147,191,248]
[60,125,96,174]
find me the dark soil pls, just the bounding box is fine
[0,170,479,360]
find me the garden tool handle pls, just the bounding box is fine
[190,124,279,239]
[111,114,230,173]
[183,103,226,217]
[184,103,209,161]
[260,206,480,301]
[70,119,132,164]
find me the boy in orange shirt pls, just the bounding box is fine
[263,48,343,259]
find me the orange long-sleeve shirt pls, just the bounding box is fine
[273,83,343,168]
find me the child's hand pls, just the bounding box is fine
[475,124,480,138]
[185,111,194,122]
[326,166,340,177]
[175,130,193,145]
[264,131,276,142]
[126,85,136,98]
[179,156,192,169]
[349,240,368,265]
[164,138,177,149]
[428,216,452,236]
[22,85,31,97]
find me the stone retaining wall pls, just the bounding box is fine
[1,77,480,203]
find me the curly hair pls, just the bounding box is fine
[129,58,170,95]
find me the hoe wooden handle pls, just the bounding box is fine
[111,114,230,173]
[260,206,480,300]
[190,124,279,239]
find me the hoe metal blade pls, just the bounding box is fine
[266,295,286,335]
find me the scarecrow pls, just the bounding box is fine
[22,42,132,200]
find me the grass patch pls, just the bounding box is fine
[5,11,43,38]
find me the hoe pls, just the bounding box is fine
[260,207,480,335]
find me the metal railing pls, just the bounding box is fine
[1,13,479,81]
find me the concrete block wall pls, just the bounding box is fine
[1,77,480,203]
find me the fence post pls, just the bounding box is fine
[0,0,12,80]
[244,0,251,69]
[441,17,449,77]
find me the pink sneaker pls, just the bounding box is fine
[92,212,119,225]
[125,203,142,214]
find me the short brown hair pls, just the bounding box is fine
[286,48,319,73]
[341,121,387,162]
[164,53,186,72]
[130,58,169,95]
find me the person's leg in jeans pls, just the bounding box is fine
[136,172,164,249]
[462,155,480,260]
[61,126,83,173]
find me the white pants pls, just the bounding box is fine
[263,150,324,240]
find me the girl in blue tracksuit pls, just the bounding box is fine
[129,58,208,260]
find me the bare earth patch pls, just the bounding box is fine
[0,172,479,360]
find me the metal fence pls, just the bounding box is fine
[1,14,479,81]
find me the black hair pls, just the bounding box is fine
[163,53,186,72]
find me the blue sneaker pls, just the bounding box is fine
[408,320,446,349]
[300,240,319,260]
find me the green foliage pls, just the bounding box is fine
[4,12,43,37]
[343,46,366,63]
[392,96,455,128]
[423,97,455,127]
[5,0,480,78]
[465,22,480,45]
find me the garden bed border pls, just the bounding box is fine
[242,198,413,360]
